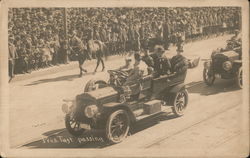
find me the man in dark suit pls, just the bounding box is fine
[9,36,18,82]
[150,45,171,77]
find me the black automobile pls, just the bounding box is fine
[61,55,190,144]
[203,41,242,88]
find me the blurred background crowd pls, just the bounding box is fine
[8,7,241,76]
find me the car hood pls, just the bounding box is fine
[213,50,239,61]
[76,86,119,105]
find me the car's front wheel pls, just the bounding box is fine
[65,113,85,136]
[170,89,188,117]
[203,68,215,86]
[236,66,242,89]
[106,109,130,144]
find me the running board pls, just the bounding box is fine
[135,106,173,121]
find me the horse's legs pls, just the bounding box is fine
[78,57,87,77]
[79,60,83,77]
[82,58,87,73]
[100,58,105,71]
[94,58,100,72]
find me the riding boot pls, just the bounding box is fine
[87,52,92,60]
[79,71,83,77]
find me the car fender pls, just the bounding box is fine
[233,60,242,65]
[103,102,136,123]
[203,60,212,69]
[233,60,242,72]
[169,83,186,94]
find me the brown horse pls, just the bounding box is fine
[79,40,107,76]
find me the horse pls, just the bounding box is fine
[78,39,108,77]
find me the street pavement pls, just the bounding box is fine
[9,34,247,156]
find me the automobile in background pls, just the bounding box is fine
[203,36,242,88]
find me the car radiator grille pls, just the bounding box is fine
[212,57,227,73]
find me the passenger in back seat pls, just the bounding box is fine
[141,49,154,75]
[150,45,172,77]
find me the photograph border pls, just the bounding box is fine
[0,0,249,157]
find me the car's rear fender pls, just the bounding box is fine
[233,60,242,66]
[103,102,136,123]
[232,60,242,73]
[169,83,186,94]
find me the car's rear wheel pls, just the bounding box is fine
[236,66,242,89]
[203,68,215,86]
[170,89,188,117]
[65,113,85,136]
[84,79,108,92]
[106,109,130,144]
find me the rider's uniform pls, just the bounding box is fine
[71,35,84,56]
[71,35,87,75]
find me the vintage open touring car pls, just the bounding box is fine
[62,54,192,144]
[203,36,242,88]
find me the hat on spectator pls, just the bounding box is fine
[154,45,165,54]
[9,35,15,41]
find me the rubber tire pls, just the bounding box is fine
[65,113,85,137]
[106,109,130,144]
[203,68,215,86]
[84,79,107,92]
[236,66,242,89]
[170,89,189,117]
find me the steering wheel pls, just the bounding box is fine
[108,70,129,86]
[108,70,128,77]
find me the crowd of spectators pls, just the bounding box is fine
[8,7,241,78]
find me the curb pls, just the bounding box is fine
[10,55,121,83]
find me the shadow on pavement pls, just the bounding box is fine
[131,113,178,135]
[24,72,93,86]
[22,113,177,149]
[187,79,240,96]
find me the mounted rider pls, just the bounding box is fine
[71,30,87,76]
[71,30,86,58]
